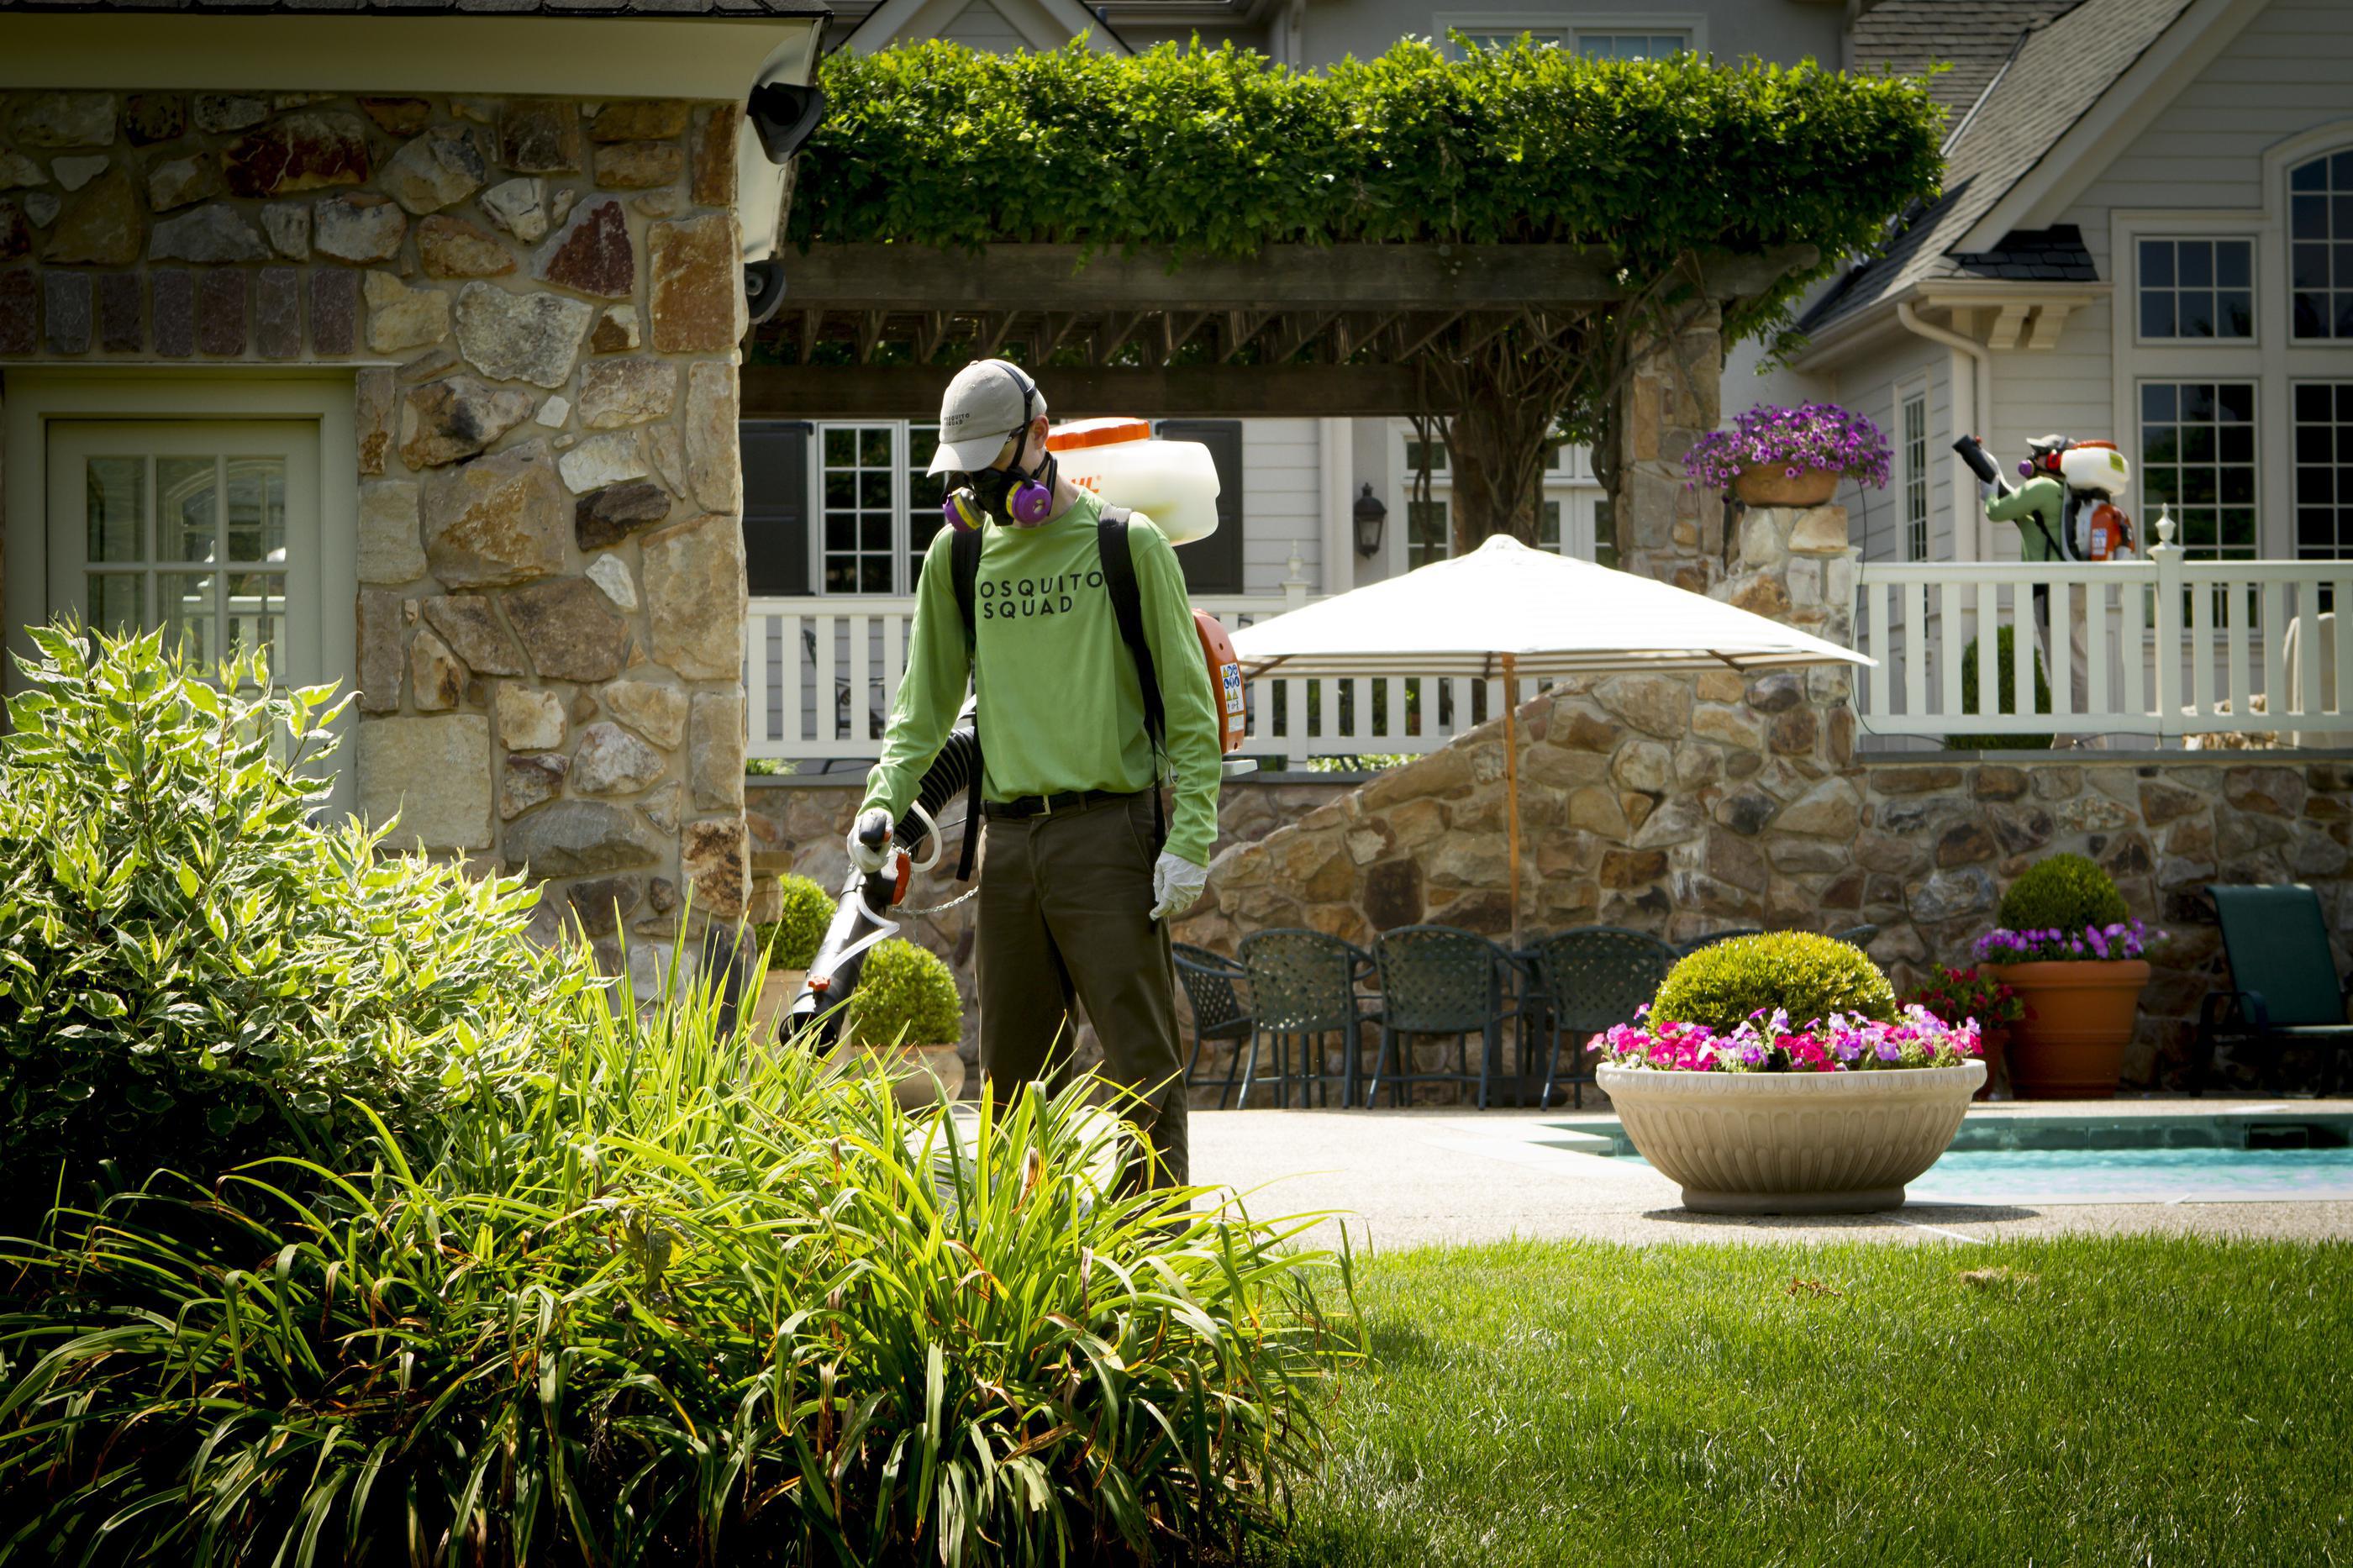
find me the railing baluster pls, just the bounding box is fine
[2225,573,2250,730]
[744,607,771,753]
[1939,581,1962,723]
[1903,580,1927,719]
[813,611,838,745]
[882,609,908,735]
[2012,577,2034,726]
[2085,576,2109,725]
[2294,580,2322,727]
[779,613,803,749]
[2335,579,2353,722]
[1976,580,1998,723]
[1866,578,1890,720]
[2260,579,2285,733]
[2189,576,2214,726]
[2120,576,2146,724]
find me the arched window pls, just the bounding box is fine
[2289,147,2353,339]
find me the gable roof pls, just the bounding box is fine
[0,0,824,13]
[1803,0,2196,337]
[1848,0,2077,121]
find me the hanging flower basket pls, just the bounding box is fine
[1730,466,1840,507]
[1685,402,1891,508]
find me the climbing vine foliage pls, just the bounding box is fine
[790,39,1945,332]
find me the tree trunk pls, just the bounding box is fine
[1445,381,1554,553]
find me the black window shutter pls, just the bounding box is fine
[1156,419,1246,594]
[741,420,811,596]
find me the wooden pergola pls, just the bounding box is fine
[743,242,1818,418]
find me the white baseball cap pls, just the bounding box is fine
[929,359,1047,476]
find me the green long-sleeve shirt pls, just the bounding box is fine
[860,491,1224,866]
[1987,475,2068,561]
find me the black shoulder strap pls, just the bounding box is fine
[950,524,986,881]
[1097,506,1170,855]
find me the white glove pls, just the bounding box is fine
[848,807,894,876]
[1150,850,1208,922]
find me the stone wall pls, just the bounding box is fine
[1171,502,2353,1098]
[0,89,751,969]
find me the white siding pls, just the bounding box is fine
[1823,332,1953,562]
[1239,418,1324,592]
[938,0,1030,52]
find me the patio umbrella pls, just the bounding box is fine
[1229,534,1872,944]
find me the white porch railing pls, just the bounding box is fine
[1854,518,2353,743]
[745,592,1513,766]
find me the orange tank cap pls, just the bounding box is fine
[1048,417,1152,452]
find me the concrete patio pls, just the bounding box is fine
[1194,1097,2353,1252]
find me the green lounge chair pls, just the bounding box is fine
[2196,884,2353,1095]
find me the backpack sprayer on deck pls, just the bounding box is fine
[783,419,1251,1048]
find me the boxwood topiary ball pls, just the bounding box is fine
[1996,851,2128,934]
[757,873,836,971]
[842,938,964,1050]
[1650,932,1898,1033]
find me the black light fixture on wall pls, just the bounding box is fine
[1353,483,1388,558]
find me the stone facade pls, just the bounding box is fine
[0,89,751,968]
[1171,504,2353,1098]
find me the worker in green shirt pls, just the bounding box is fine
[1982,440,2098,748]
[849,360,1221,1185]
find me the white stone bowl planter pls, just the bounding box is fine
[1596,1060,1986,1214]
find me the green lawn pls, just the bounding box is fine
[1263,1237,2353,1567]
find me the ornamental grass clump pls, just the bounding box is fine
[0,960,1353,1567]
[1682,402,1892,492]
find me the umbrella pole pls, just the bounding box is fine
[1501,651,1521,950]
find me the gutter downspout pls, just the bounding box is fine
[1897,300,1993,561]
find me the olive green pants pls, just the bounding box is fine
[975,791,1189,1187]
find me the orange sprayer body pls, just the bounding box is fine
[1193,610,1250,754]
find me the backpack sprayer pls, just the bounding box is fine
[1953,433,2138,561]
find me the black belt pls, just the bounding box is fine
[982,787,1142,820]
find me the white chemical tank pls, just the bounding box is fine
[1047,418,1222,545]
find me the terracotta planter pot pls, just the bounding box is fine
[1596,1060,1984,1214]
[1985,960,2149,1099]
[1975,1028,2010,1101]
[1730,466,1840,508]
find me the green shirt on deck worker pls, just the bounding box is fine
[859,487,1224,868]
[1986,474,2069,561]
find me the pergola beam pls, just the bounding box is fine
[779,242,1818,312]
[740,363,1425,418]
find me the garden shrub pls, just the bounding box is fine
[1997,852,2129,934]
[0,967,1351,1565]
[791,40,1945,335]
[843,937,964,1048]
[1651,932,1898,1032]
[1945,624,2054,750]
[756,872,834,969]
[0,626,585,1229]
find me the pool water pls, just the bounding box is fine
[1545,1113,2353,1205]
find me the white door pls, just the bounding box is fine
[45,421,324,687]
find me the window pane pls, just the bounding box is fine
[2141,380,2258,559]
[1539,500,1561,551]
[223,571,282,667]
[2177,242,2212,287]
[85,572,142,636]
[821,424,903,594]
[2140,239,2173,286]
[2140,291,2174,339]
[157,456,217,564]
[158,571,215,665]
[2298,381,2353,558]
[2220,292,2253,337]
[85,457,144,563]
[224,457,285,565]
[2182,292,2215,338]
[1592,498,1618,571]
[2217,240,2251,287]
[2290,154,2352,340]
[859,428,891,467]
[1406,499,1448,569]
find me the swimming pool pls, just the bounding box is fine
[1543,1113,2353,1205]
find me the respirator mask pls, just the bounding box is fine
[944,366,1057,531]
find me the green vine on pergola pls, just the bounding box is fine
[786,39,1944,549]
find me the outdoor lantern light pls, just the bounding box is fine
[740,68,829,329]
[1353,484,1388,557]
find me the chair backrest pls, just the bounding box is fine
[1239,929,1364,1034]
[1377,924,1509,1033]
[1534,926,1677,1035]
[2206,884,2346,1027]
[1830,923,1880,950]
[1171,943,1248,1033]
[1675,927,1763,958]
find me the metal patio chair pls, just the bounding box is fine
[1366,925,1523,1109]
[1524,926,1678,1108]
[1235,929,1375,1108]
[1830,923,1881,949]
[2195,884,2353,1095]
[1172,944,1253,1110]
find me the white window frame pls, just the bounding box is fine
[807,418,945,597]
[1434,12,1703,60]
[2289,376,2353,560]
[1895,376,1929,562]
[2133,376,2262,563]
[2287,145,2353,345]
[3,368,358,808]
[2130,233,2259,348]
[2106,123,2353,558]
